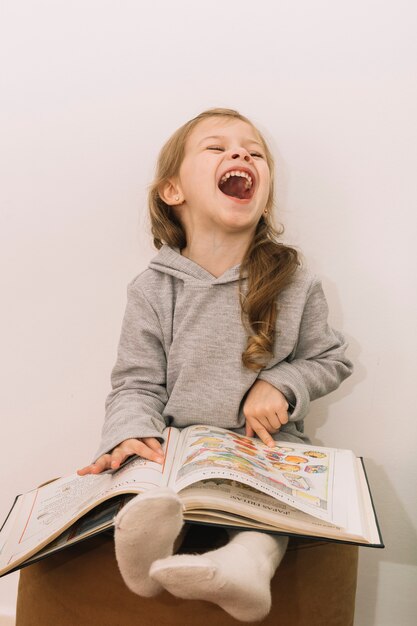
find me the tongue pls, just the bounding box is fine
[219,176,251,200]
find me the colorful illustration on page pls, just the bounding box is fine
[177,426,332,511]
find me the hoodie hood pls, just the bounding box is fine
[148,244,247,285]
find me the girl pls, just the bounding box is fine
[78,108,353,622]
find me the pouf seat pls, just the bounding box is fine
[16,524,358,625]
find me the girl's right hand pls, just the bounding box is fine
[76,437,165,476]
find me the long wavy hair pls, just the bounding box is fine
[148,108,300,371]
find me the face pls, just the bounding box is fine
[166,117,271,236]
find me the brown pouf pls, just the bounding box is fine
[16,525,358,626]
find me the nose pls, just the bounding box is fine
[231,149,251,162]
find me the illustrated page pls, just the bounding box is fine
[171,425,337,522]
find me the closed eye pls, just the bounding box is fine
[206,146,264,158]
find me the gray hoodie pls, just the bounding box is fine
[94,245,353,461]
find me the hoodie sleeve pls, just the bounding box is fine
[257,276,353,423]
[92,281,168,462]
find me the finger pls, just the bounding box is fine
[82,455,112,474]
[131,440,165,464]
[142,437,165,457]
[252,413,280,434]
[277,413,288,430]
[276,406,289,426]
[93,455,113,473]
[252,422,275,448]
[263,411,281,431]
[110,447,129,469]
[245,423,255,438]
[77,465,93,476]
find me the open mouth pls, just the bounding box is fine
[218,169,255,200]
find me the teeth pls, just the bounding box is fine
[219,170,253,188]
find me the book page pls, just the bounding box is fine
[0,429,180,574]
[170,425,337,522]
[20,495,131,569]
[180,479,345,535]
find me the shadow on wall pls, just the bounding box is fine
[308,395,417,624]
[305,330,363,444]
[354,458,417,625]
[302,273,417,625]
[304,272,365,442]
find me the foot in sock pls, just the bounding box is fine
[114,487,183,597]
[150,531,288,622]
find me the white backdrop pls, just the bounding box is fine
[1,1,416,624]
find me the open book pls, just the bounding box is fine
[0,425,383,577]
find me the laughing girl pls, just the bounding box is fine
[78,108,352,622]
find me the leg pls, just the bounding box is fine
[114,487,184,597]
[150,529,288,622]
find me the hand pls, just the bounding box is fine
[243,379,289,447]
[77,437,165,476]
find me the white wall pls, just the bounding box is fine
[1,1,416,624]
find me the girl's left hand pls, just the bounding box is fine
[243,379,289,447]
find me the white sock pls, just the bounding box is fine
[150,530,288,622]
[114,487,183,597]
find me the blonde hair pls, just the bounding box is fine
[148,108,299,371]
